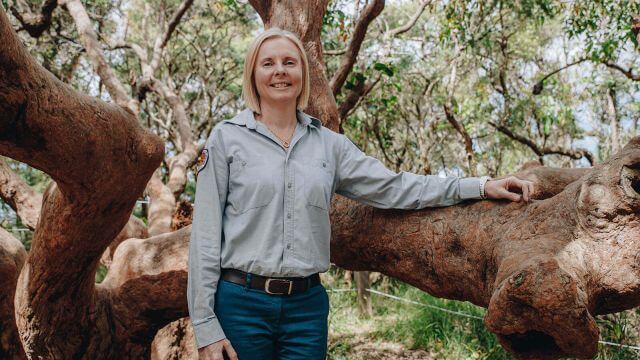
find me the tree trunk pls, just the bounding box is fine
[0,5,177,357]
[355,271,373,317]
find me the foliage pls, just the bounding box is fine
[564,0,640,61]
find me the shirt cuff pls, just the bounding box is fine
[192,316,226,349]
[459,176,491,200]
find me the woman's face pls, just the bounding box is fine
[253,37,303,108]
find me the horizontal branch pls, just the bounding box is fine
[100,226,190,341]
[603,61,640,82]
[532,57,588,95]
[489,122,594,165]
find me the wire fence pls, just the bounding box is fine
[328,287,640,353]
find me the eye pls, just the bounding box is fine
[263,61,273,67]
[285,60,296,66]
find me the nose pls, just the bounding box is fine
[275,62,286,75]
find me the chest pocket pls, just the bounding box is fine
[227,156,275,213]
[302,158,334,211]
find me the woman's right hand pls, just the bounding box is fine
[198,338,238,360]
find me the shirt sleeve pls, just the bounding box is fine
[335,135,489,209]
[187,127,228,348]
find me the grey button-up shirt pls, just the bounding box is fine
[187,108,488,348]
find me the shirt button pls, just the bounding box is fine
[322,162,327,168]
[287,182,292,189]
[286,244,291,250]
[287,213,291,219]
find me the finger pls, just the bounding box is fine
[500,188,522,202]
[522,180,530,202]
[224,342,238,360]
[529,181,535,199]
[513,178,533,202]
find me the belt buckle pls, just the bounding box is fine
[265,278,293,295]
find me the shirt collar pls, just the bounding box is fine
[296,110,322,129]
[224,108,322,130]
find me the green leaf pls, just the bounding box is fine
[374,63,394,77]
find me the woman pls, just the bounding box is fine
[188,28,533,360]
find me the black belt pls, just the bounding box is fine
[221,268,320,295]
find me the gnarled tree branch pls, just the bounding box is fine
[0,7,165,357]
[532,57,588,95]
[489,122,595,165]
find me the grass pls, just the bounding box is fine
[324,269,640,360]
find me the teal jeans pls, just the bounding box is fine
[215,278,329,360]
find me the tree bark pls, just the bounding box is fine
[0,5,167,357]
[0,228,26,360]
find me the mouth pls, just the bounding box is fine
[270,82,292,89]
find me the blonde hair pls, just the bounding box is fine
[242,28,311,114]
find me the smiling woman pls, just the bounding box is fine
[242,28,310,116]
[187,27,532,360]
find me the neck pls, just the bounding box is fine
[257,99,298,129]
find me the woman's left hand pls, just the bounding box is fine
[484,176,534,202]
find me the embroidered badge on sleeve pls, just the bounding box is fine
[196,149,209,175]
